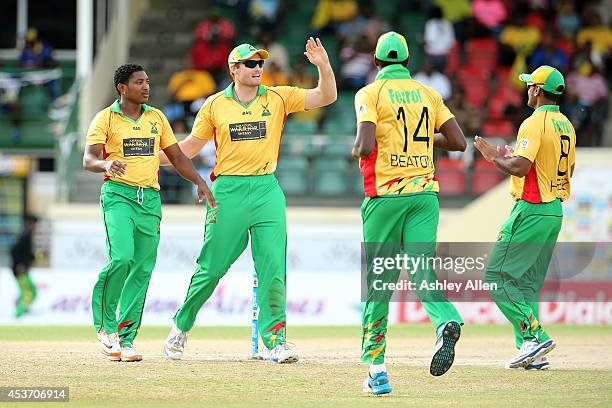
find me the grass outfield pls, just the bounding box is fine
[1,325,611,407]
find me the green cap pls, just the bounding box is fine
[518,65,565,95]
[375,31,409,63]
[227,43,270,67]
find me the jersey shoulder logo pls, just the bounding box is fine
[149,121,159,135]
[261,103,271,116]
[519,139,529,150]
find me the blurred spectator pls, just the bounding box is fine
[257,32,290,76]
[529,31,570,72]
[576,13,612,68]
[261,61,289,86]
[191,12,235,80]
[190,36,232,81]
[525,9,546,34]
[18,28,55,69]
[337,1,389,46]
[289,59,324,128]
[168,58,217,110]
[566,61,609,146]
[434,0,472,43]
[446,85,481,136]
[500,13,541,57]
[249,0,282,35]
[0,77,23,144]
[193,12,235,43]
[17,28,60,100]
[472,0,507,34]
[424,6,455,73]
[414,60,452,100]
[339,34,374,90]
[311,0,358,34]
[556,0,580,39]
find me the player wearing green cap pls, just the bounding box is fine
[475,65,576,370]
[162,39,337,363]
[352,31,468,395]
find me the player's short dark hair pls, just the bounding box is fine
[113,63,144,96]
[542,89,560,103]
[375,58,409,68]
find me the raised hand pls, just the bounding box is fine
[304,37,330,67]
[474,136,499,163]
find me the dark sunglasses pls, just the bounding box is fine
[240,60,265,68]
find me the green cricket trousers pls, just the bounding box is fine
[173,174,288,348]
[92,180,161,346]
[485,199,562,349]
[361,192,463,364]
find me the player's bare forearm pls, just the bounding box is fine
[352,122,376,159]
[433,133,454,151]
[437,119,466,152]
[474,136,530,177]
[317,63,337,105]
[304,37,337,109]
[83,144,127,176]
[83,144,107,172]
[492,156,529,177]
[164,144,216,206]
[305,64,337,109]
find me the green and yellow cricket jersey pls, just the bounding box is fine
[86,100,177,190]
[191,83,307,179]
[510,105,576,203]
[355,64,454,197]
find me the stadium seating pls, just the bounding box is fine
[471,159,505,194]
[481,120,515,138]
[276,157,310,195]
[435,157,467,196]
[465,38,499,72]
[314,158,350,195]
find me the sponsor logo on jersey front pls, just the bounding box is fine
[123,137,155,156]
[229,121,267,141]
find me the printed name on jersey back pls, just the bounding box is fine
[551,118,572,134]
[389,154,434,169]
[387,88,422,105]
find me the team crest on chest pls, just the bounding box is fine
[149,121,159,135]
[261,103,271,116]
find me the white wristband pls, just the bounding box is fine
[105,161,112,173]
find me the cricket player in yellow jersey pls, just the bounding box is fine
[83,64,214,362]
[162,38,336,363]
[475,65,576,371]
[352,32,468,394]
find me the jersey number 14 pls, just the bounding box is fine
[396,106,430,152]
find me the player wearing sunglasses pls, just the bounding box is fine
[162,39,337,363]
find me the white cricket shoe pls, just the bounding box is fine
[121,345,143,362]
[524,356,550,371]
[266,342,299,364]
[98,329,121,361]
[163,324,187,360]
[507,339,555,369]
